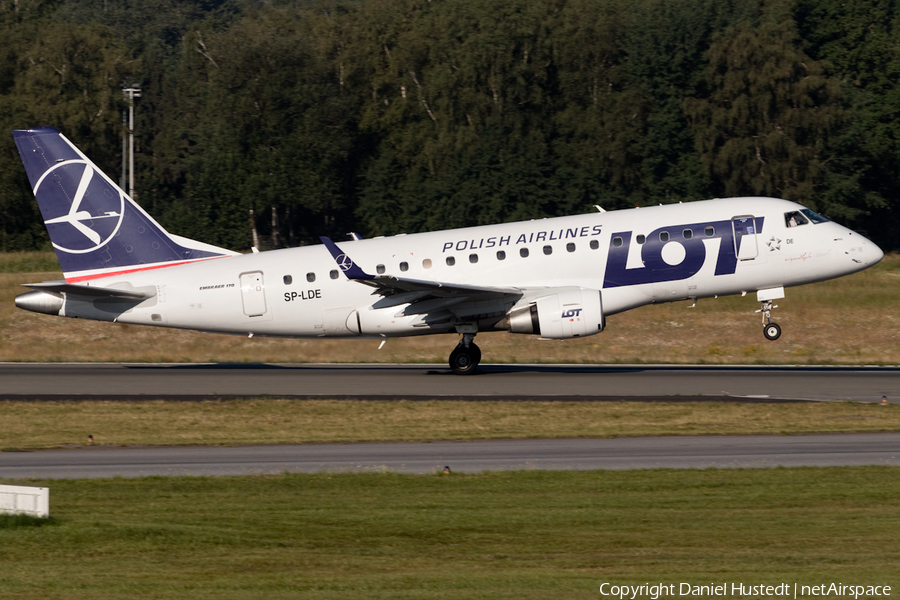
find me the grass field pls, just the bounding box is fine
[3,254,899,600]
[2,252,900,364]
[2,399,900,450]
[1,468,898,600]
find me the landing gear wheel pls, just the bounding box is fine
[763,322,782,341]
[449,343,481,375]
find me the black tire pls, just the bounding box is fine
[470,343,482,365]
[449,343,480,375]
[763,322,782,341]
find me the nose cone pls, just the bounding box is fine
[835,228,883,275]
[868,239,885,266]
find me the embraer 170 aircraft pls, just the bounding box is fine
[13,127,884,374]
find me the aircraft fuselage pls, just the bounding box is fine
[49,197,879,339]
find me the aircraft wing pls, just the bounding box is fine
[319,237,522,304]
[22,281,155,300]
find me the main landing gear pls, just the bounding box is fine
[449,332,481,375]
[757,300,782,341]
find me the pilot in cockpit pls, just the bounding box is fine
[785,211,808,228]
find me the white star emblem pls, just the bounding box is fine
[766,236,782,251]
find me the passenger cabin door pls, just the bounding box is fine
[240,271,267,317]
[732,216,759,261]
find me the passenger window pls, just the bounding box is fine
[306,273,316,283]
[660,232,669,242]
[376,264,386,274]
[329,270,338,280]
[705,226,714,237]
[283,275,292,285]
[636,235,645,245]
[590,240,599,250]
[469,254,478,264]
[496,250,506,260]
[612,237,623,247]
[543,245,552,255]
[423,259,432,269]
[520,248,529,258]
[785,211,809,228]
[399,262,408,272]
[446,256,456,266]
[683,229,693,239]
[566,243,576,252]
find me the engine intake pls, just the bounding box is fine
[507,288,604,339]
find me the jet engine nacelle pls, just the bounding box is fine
[506,287,604,339]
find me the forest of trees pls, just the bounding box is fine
[1,0,898,252]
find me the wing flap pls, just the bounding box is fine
[370,274,519,298]
[319,236,521,302]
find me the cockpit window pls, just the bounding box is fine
[784,211,809,228]
[800,208,830,224]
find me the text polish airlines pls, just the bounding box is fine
[13,128,884,374]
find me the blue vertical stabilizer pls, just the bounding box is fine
[12,128,235,281]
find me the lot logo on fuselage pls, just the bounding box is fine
[35,161,124,254]
[602,217,764,288]
[336,254,354,272]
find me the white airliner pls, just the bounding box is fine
[13,127,884,374]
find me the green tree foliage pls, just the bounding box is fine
[350,0,566,235]
[0,1,138,250]
[622,0,716,204]
[551,0,642,209]
[0,0,899,250]
[685,12,862,220]
[144,7,360,249]
[793,0,900,237]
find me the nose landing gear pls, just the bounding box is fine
[449,332,481,375]
[763,321,782,341]
[757,300,781,341]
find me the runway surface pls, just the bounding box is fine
[2,433,898,479]
[0,362,897,402]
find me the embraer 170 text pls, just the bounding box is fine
[13,128,884,374]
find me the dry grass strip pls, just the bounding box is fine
[2,399,899,449]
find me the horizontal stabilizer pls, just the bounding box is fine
[22,281,155,300]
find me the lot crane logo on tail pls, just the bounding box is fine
[36,160,125,254]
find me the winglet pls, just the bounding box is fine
[319,236,374,280]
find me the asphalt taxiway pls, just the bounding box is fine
[2,433,898,479]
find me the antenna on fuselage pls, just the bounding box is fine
[593,205,606,213]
